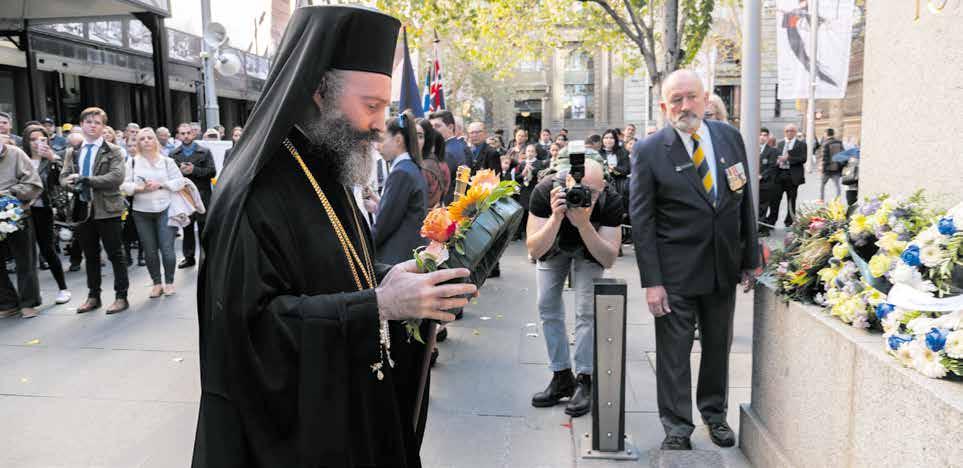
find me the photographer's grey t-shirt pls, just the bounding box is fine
[529,176,623,265]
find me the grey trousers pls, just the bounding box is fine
[654,287,736,437]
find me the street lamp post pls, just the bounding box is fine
[740,0,762,211]
[201,0,220,130]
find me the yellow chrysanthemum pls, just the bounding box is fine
[849,213,871,235]
[876,232,907,256]
[868,254,894,278]
[448,185,489,224]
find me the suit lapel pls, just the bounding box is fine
[93,143,111,174]
[663,129,713,208]
[705,122,727,208]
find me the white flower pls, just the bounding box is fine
[851,313,870,329]
[895,341,916,367]
[919,244,948,268]
[915,228,943,248]
[945,330,963,359]
[891,262,937,293]
[882,316,902,336]
[912,341,948,379]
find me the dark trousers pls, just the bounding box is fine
[182,213,205,260]
[32,206,67,290]
[654,288,737,437]
[767,173,799,226]
[68,237,83,266]
[0,216,40,309]
[77,215,129,300]
[758,186,777,230]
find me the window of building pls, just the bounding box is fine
[565,50,594,71]
[564,84,594,120]
[518,59,544,72]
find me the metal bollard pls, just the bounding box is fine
[580,278,638,460]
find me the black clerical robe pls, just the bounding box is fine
[193,129,430,468]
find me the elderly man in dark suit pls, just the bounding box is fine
[768,123,807,227]
[630,70,759,451]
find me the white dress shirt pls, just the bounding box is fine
[77,137,104,177]
[389,152,411,173]
[674,121,719,199]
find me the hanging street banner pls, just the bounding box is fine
[776,0,856,100]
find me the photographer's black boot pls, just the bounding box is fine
[532,369,576,407]
[565,374,592,417]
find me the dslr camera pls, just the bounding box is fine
[558,140,592,209]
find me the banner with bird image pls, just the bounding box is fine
[776,0,856,100]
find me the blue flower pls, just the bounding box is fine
[888,334,913,351]
[926,328,947,352]
[901,245,921,267]
[876,303,895,320]
[13,208,22,215]
[938,217,957,236]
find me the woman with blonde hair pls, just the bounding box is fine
[705,94,730,123]
[120,128,185,297]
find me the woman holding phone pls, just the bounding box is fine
[120,128,185,297]
[22,125,72,307]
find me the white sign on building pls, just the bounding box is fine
[623,70,649,125]
[776,0,855,99]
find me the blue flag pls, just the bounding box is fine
[399,28,424,117]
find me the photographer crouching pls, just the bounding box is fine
[526,143,623,417]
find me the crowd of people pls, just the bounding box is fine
[0,108,240,318]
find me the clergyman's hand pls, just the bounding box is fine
[376,260,477,322]
[741,269,758,293]
[646,285,672,318]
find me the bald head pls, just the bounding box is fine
[660,69,707,134]
[568,158,606,194]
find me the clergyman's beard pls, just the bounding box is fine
[669,110,701,133]
[304,108,380,187]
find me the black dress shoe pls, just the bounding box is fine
[660,435,692,450]
[68,263,81,272]
[429,347,439,368]
[564,373,592,417]
[707,421,736,447]
[531,369,576,407]
[436,327,448,343]
[39,261,49,270]
[178,258,196,269]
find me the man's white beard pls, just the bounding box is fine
[303,107,377,187]
[669,111,701,134]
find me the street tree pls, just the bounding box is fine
[565,0,716,108]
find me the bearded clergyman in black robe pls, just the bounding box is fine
[191,6,475,468]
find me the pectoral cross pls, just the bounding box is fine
[453,165,471,200]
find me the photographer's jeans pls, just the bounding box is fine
[537,251,604,375]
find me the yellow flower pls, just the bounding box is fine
[470,169,500,191]
[868,254,894,278]
[826,199,848,221]
[829,229,847,244]
[818,266,840,284]
[849,214,870,235]
[448,185,489,224]
[832,242,850,260]
[876,232,907,255]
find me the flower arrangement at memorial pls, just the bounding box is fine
[815,192,936,328]
[883,309,963,379]
[406,169,519,341]
[0,195,26,241]
[768,199,849,303]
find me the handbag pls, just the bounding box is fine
[841,158,859,186]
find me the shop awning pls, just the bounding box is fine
[0,0,169,25]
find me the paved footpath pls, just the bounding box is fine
[0,176,826,467]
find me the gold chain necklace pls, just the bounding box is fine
[283,137,392,379]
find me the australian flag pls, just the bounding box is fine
[423,48,445,113]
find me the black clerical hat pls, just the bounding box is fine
[328,7,399,77]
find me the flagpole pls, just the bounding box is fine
[805,0,818,175]
[740,0,761,212]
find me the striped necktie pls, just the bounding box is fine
[690,133,716,201]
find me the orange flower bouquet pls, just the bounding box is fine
[405,169,523,342]
[413,169,519,272]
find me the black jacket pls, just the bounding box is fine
[171,143,217,202]
[35,157,63,208]
[821,137,844,174]
[471,143,502,175]
[373,158,428,265]
[630,121,760,295]
[758,144,781,190]
[775,139,807,186]
[601,148,631,178]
